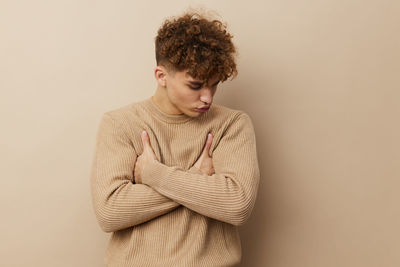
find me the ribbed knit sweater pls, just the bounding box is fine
[90,96,260,267]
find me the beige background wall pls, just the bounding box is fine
[1,0,399,266]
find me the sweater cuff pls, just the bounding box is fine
[187,166,204,175]
[140,160,172,188]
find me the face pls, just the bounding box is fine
[156,67,220,117]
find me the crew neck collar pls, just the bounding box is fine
[143,96,196,124]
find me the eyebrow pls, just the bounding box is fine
[188,80,220,87]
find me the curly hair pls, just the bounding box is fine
[155,10,238,87]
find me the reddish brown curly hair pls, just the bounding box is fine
[155,11,238,87]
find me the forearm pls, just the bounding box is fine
[91,180,180,233]
[141,163,259,226]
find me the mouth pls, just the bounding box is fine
[196,106,210,112]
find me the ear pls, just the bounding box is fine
[154,66,167,87]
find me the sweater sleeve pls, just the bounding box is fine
[90,113,181,233]
[140,113,260,226]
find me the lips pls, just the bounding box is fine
[196,106,210,112]
[198,105,210,109]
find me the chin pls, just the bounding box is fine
[187,110,203,117]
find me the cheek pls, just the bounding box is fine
[172,87,198,104]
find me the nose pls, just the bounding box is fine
[200,87,214,105]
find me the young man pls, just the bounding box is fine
[90,10,260,267]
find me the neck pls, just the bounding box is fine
[152,85,183,115]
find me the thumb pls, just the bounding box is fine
[203,133,213,157]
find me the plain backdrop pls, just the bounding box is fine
[1,1,399,266]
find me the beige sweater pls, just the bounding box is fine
[90,96,260,266]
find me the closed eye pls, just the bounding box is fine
[188,80,219,90]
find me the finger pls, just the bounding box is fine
[142,130,156,157]
[203,133,213,156]
[141,130,149,148]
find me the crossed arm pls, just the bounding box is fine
[90,113,260,233]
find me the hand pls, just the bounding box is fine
[134,130,158,184]
[193,133,215,176]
